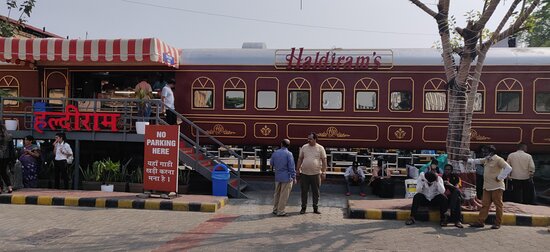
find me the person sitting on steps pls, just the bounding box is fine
[406,171,448,226]
[344,161,366,197]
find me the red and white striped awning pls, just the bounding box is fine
[0,37,180,68]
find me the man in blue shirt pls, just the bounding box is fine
[270,139,296,216]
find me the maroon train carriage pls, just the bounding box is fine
[175,47,550,156]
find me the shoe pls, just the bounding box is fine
[313,208,321,214]
[300,208,306,214]
[345,192,351,196]
[359,192,366,197]
[491,225,501,229]
[7,186,12,194]
[469,222,485,228]
[405,218,415,225]
[454,222,464,228]
[277,212,287,217]
[272,210,277,215]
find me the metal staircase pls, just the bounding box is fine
[167,107,248,198]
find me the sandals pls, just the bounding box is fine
[405,218,415,225]
[454,222,464,228]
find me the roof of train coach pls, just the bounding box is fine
[180,47,550,66]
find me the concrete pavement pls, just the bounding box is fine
[0,189,549,251]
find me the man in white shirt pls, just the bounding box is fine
[344,161,366,197]
[161,79,176,125]
[507,143,536,204]
[468,145,512,229]
[405,171,447,226]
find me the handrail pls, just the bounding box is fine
[166,106,243,197]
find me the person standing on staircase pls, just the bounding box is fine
[161,79,177,125]
[270,139,296,217]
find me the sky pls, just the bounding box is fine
[3,0,518,49]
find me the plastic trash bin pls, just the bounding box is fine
[212,164,230,196]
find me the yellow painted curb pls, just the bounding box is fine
[200,203,216,212]
[144,200,160,210]
[11,195,26,204]
[37,196,53,205]
[95,198,106,208]
[172,202,189,211]
[366,209,382,219]
[64,197,79,207]
[118,199,133,209]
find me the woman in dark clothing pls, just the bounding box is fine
[19,135,41,188]
[0,123,14,193]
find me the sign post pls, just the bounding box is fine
[143,125,180,194]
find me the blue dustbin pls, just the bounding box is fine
[212,164,230,196]
[33,102,47,130]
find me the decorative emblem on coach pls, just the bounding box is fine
[317,126,350,138]
[260,125,272,136]
[206,124,236,135]
[470,129,491,141]
[394,128,406,139]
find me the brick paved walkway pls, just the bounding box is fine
[1,190,549,251]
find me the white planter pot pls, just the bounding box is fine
[135,121,149,134]
[101,184,114,192]
[4,119,18,130]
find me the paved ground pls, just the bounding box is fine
[1,190,549,252]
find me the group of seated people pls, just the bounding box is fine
[405,160,464,228]
[344,158,464,227]
[343,158,393,198]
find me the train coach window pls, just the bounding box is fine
[356,91,377,110]
[474,92,484,112]
[322,91,343,110]
[497,91,521,112]
[390,91,411,111]
[193,90,213,108]
[224,90,245,109]
[535,92,550,112]
[257,91,276,109]
[48,88,66,105]
[0,87,18,106]
[289,90,310,110]
[424,92,447,111]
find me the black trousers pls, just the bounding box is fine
[54,160,69,189]
[0,158,11,189]
[476,174,484,200]
[166,110,177,125]
[447,189,462,222]
[511,179,535,205]
[410,193,448,219]
[300,174,321,209]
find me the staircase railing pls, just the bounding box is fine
[164,106,244,198]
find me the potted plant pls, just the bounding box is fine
[93,158,120,192]
[128,166,143,193]
[80,165,101,191]
[178,165,192,194]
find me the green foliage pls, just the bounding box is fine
[521,0,550,46]
[80,165,95,181]
[92,158,120,184]
[1,0,36,37]
[130,167,143,183]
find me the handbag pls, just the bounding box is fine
[67,154,74,165]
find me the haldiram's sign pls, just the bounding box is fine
[275,47,393,70]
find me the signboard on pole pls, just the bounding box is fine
[143,124,180,192]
